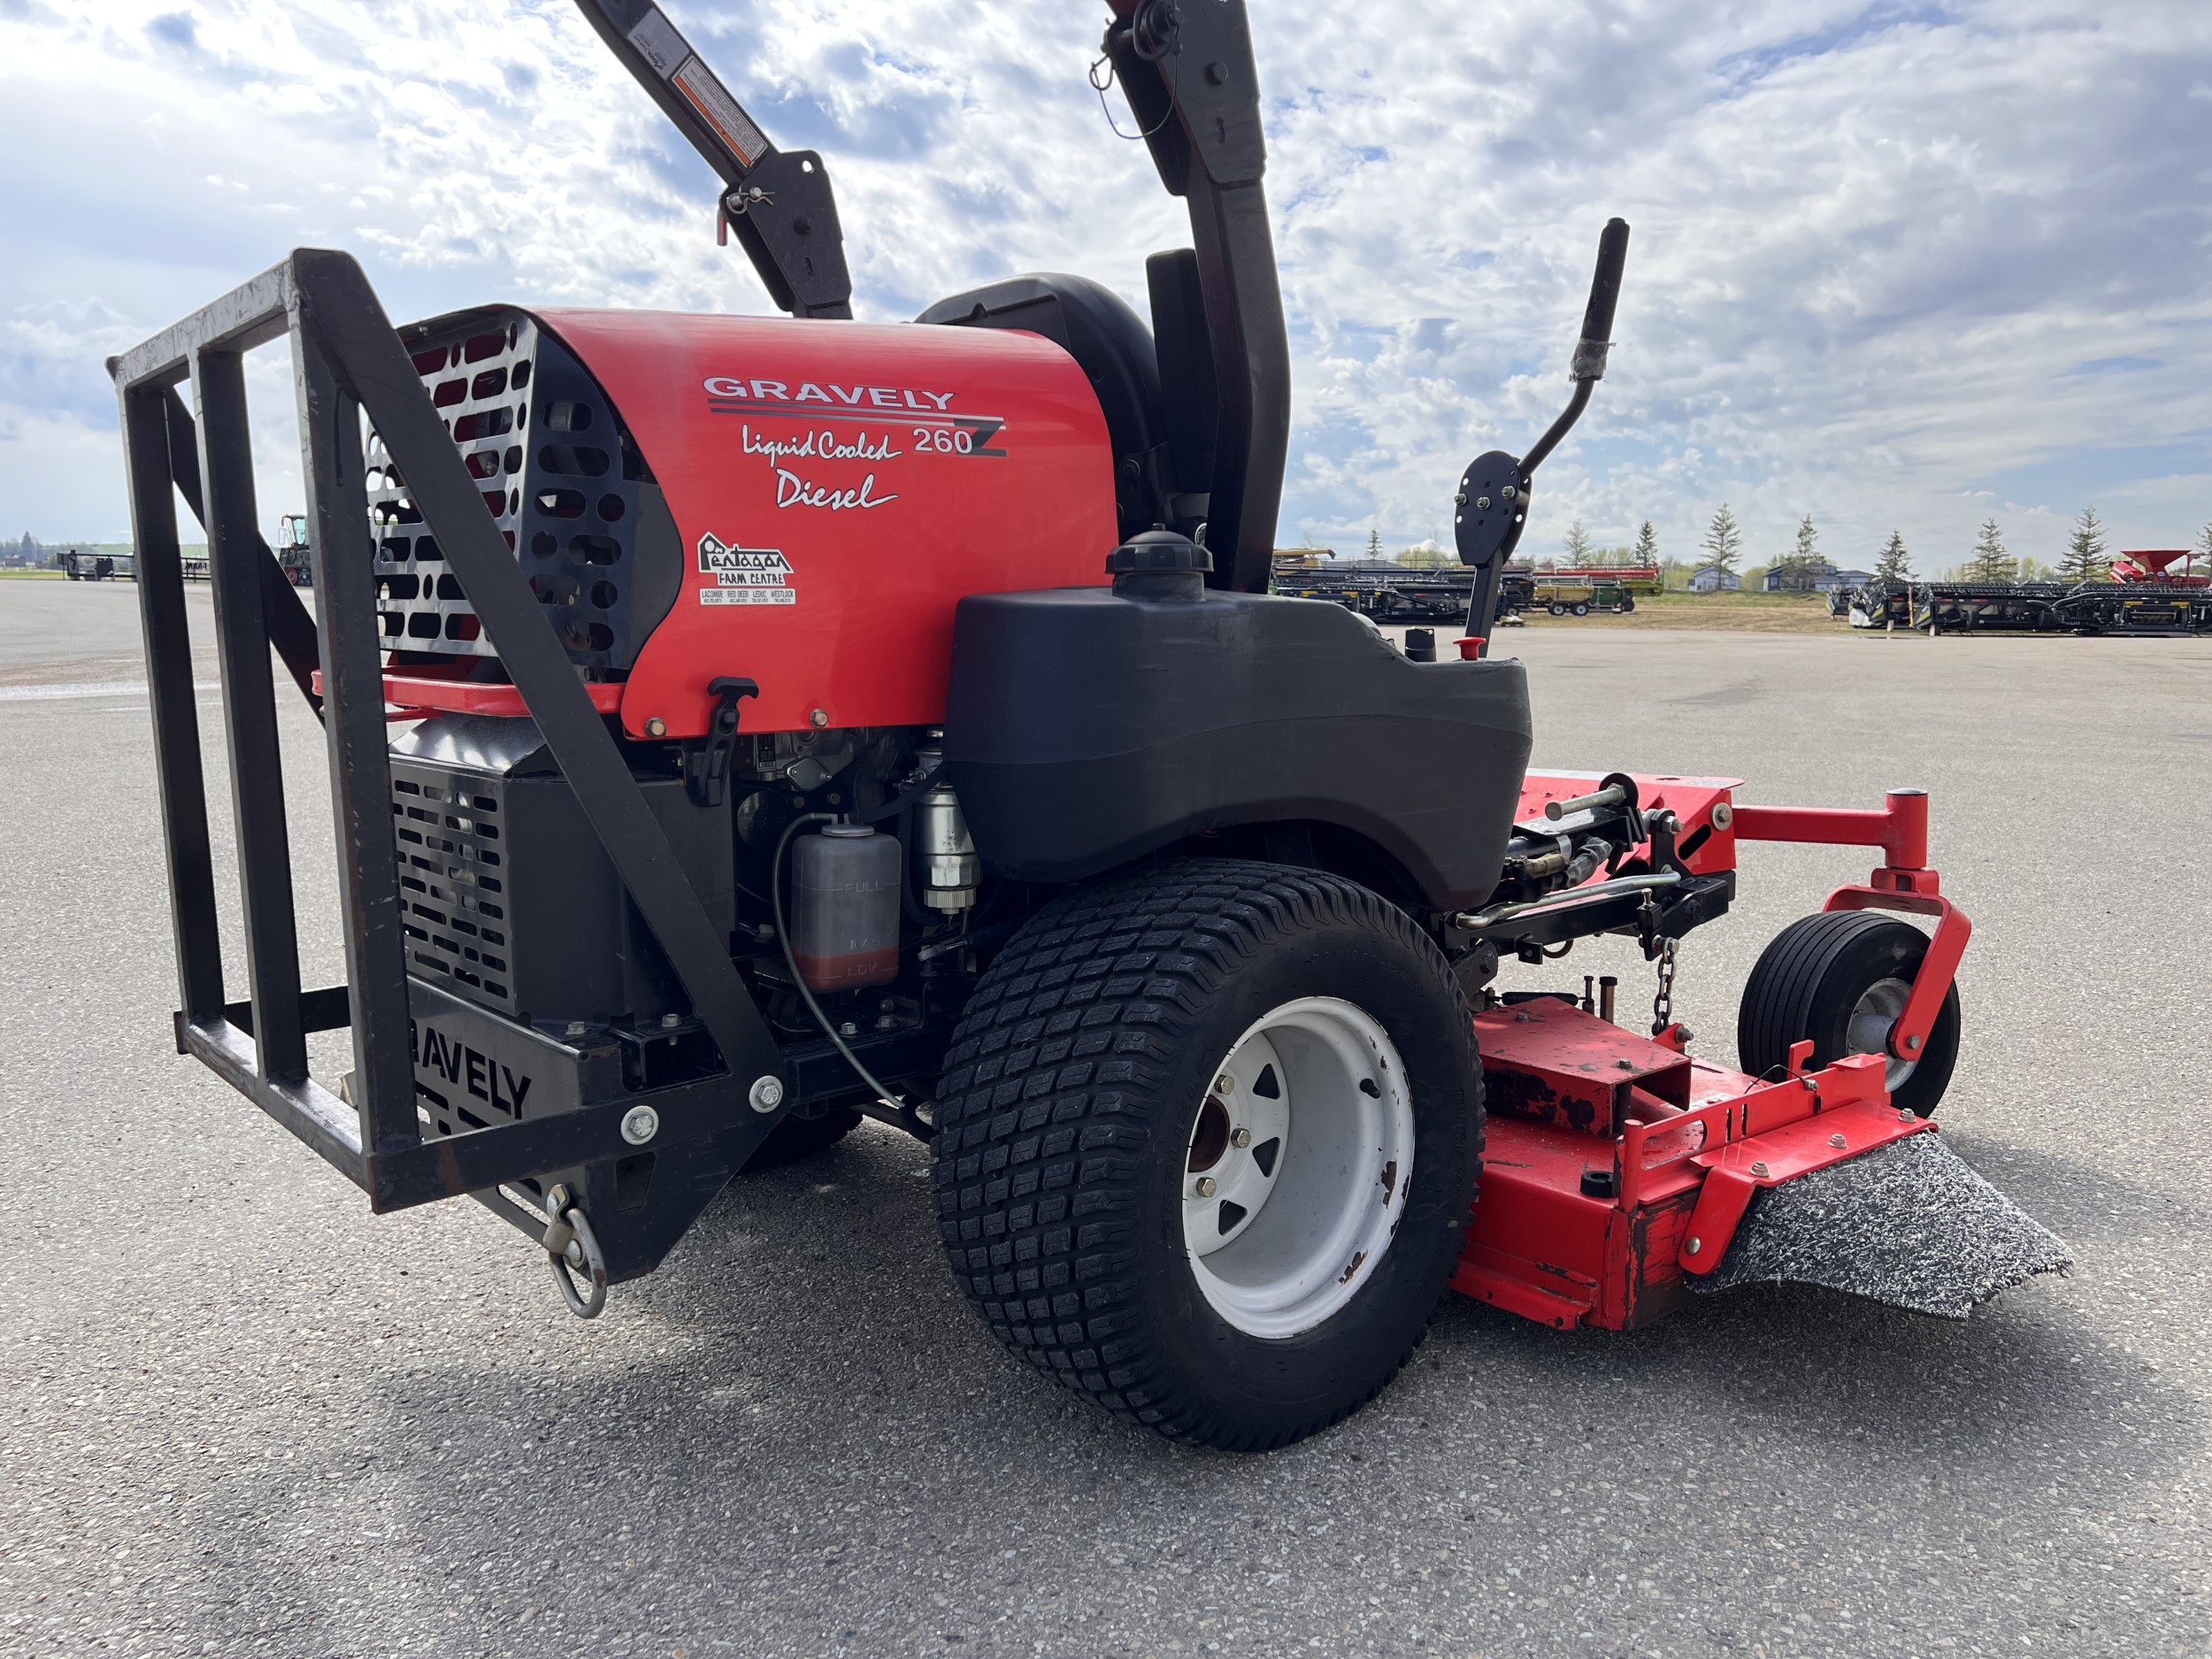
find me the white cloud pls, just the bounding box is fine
[1,0,2208,576]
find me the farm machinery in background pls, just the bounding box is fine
[1270,557,1653,621]
[273,513,315,587]
[1270,557,1480,622]
[60,549,134,580]
[1524,565,1644,615]
[186,514,309,586]
[56,516,311,586]
[105,0,2066,1452]
[1840,547,2212,635]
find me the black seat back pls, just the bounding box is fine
[918,271,1211,543]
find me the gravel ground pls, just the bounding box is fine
[1,588,2206,1659]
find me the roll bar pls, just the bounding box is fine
[574,0,853,319]
[1098,0,1291,593]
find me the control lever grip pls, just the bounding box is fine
[1571,218,1631,380]
[1454,217,1631,657]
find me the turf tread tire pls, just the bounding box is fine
[931,858,1482,1451]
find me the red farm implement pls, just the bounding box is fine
[1847,545,2212,634]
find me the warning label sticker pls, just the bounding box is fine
[696,533,795,605]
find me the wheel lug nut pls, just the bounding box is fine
[1231,1127,1251,1148]
[1214,1073,1234,1094]
[1195,1177,1217,1198]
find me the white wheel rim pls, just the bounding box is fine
[1846,975,1917,1093]
[1179,996,1415,1340]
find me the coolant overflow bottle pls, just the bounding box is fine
[791,824,901,991]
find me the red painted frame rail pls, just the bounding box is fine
[311,670,628,721]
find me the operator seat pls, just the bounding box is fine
[918,272,1202,541]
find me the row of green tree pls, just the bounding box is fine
[1686,505,2212,588]
[1367,510,2212,590]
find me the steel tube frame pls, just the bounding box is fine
[1730,788,1928,871]
[109,249,788,1216]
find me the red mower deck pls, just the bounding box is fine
[1455,772,1977,1332]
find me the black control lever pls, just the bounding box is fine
[1453,219,1631,656]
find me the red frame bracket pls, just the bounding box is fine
[1678,1088,1937,1274]
[1731,787,1928,870]
[1823,886,1969,1062]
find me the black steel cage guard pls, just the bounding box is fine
[108,249,798,1286]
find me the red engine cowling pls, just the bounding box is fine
[550,311,1122,739]
[381,307,1120,739]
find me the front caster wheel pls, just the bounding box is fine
[933,860,1481,1451]
[1737,911,1960,1118]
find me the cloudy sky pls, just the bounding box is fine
[4,0,2210,574]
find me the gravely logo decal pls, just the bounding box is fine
[696,532,796,605]
[411,1020,532,1118]
[703,376,1009,456]
[703,376,955,411]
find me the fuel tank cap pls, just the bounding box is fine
[1104,526,1212,574]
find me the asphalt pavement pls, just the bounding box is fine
[2,583,2207,1659]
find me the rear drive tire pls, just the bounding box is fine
[932,859,1481,1451]
[1572,602,1590,617]
[741,1104,864,1171]
[1548,602,1566,616]
[1737,911,1959,1118]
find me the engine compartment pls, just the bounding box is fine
[380,303,1125,741]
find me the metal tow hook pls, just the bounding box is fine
[541,1183,608,1320]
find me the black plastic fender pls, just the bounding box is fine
[942,586,1532,910]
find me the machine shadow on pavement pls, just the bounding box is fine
[88,1117,2193,1657]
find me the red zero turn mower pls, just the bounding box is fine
[107,0,2067,1450]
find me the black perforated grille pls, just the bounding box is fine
[390,761,516,1014]
[368,308,649,670]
